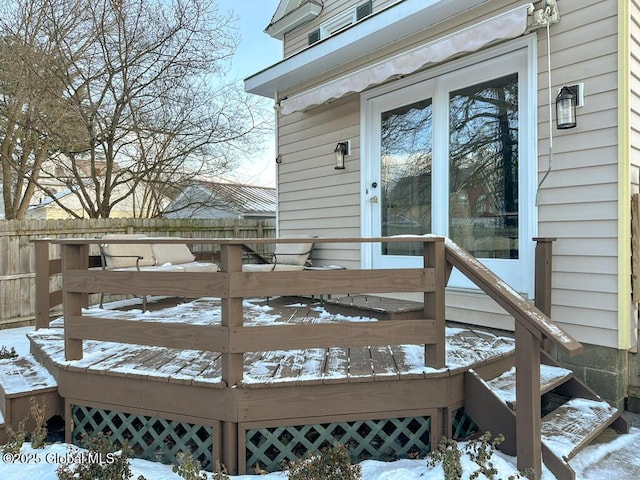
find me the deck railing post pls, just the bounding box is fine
[424,238,446,369]
[534,237,555,353]
[533,237,555,317]
[515,321,542,479]
[220,243,244,387]
[220,242,242,475]
[63,243,88,361]
[34,240,51,330]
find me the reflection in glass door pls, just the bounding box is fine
[449,74,519,259]
[380,99,432,256]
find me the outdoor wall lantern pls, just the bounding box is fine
[556,86,577,129]
[334,141,350,170]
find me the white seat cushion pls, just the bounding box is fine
[272,240,313,266]
[151,242,196,265]
[101,234,155,269]
[179,262,220,273]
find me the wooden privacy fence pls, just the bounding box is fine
[34,235,582,479]
[0,218,274,327]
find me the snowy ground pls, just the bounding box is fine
[2,305,640,479]
[0,432,639,479]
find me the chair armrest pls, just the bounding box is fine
[100,244,145,270]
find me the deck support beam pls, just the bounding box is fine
[221,421,238,475]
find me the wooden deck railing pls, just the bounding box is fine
[34,237,447,374]
[33,235,581,479]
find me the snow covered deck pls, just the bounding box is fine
[25,295,517,474]
[29,296,516,387]
[30,236,587,478]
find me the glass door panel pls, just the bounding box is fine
[380,98,433,257]
[448,74,519,259]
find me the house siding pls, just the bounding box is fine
[283,0,400,58]
[536,0,621,348]
[278,94,362,268]
[631,0,640,197]
[275,0,624,348]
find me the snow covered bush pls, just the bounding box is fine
[427,432,532,480]
[0,345,17,359]
[285,444,362,480]
[55,433,144,480]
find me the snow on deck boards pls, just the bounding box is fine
[541,398,619,461]
[26,297,515,389]
[0,356,57,397]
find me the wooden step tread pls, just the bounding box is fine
[486,364,573,407]
[0,356,57,399]
[541,397,618,461]
[324,295,424,320]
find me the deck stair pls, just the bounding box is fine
[464,352,629,480]
[0,355,61,445]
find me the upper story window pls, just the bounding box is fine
[308,1,372,45]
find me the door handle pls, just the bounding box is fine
[370,196,378,203]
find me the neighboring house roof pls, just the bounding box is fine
[163,182,276,219]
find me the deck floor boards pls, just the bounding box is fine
[28,297,515,390]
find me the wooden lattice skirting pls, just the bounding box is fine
[71,405,216,470]
[70,405,477,474]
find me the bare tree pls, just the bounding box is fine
[1,0,268,219]
[0,0,85,219]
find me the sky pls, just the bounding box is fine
[216,0,283,187]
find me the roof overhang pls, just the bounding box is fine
[266,0,323,40]
[245,0,490,99]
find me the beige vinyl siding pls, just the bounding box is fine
[284,0,358,57]
[631,0,640,196]
[277,95,362,268]
[283,0,401,58]
[630,0,640,348]
[535,0,620,347]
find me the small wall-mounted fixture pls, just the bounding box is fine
[556,86,577,129]
[334,141,350,170]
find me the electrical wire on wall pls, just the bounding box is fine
[536,21,553,206]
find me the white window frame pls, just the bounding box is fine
[360,36,538,296]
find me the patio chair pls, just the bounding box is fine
[242,237,314,272]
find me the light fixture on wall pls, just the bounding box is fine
[334,141,350,169]
[556,86,577,129]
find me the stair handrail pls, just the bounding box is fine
[443,238,582,480]
[444,239,582,355]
